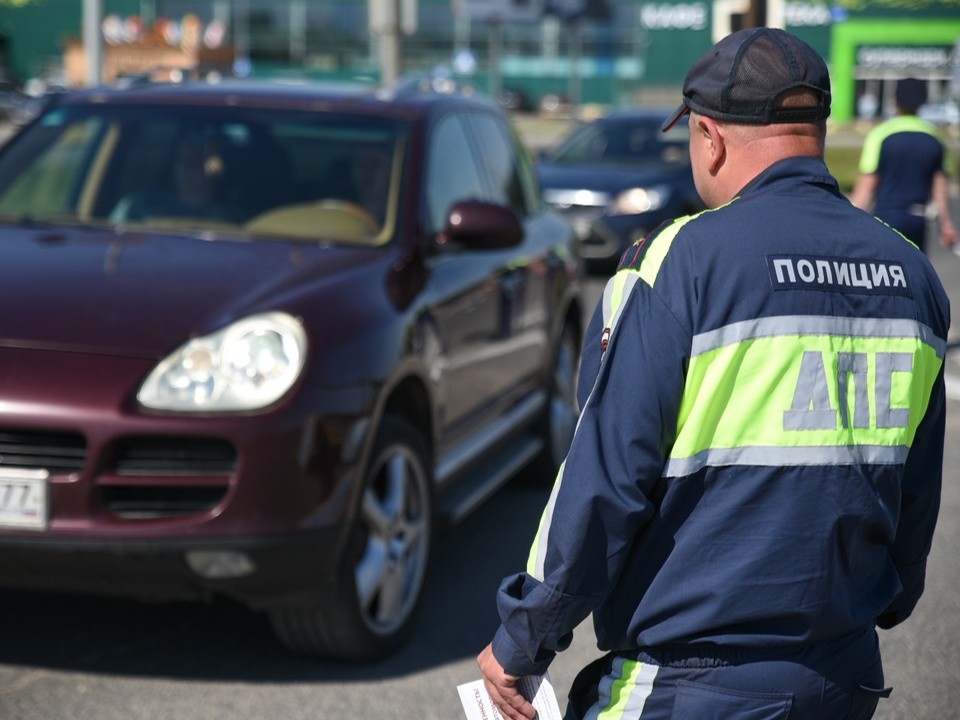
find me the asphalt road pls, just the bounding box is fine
[0,253,957,719]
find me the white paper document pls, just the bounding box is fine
[457,674,563,720]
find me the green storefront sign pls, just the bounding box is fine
[831,18,960,123]
[636,1,712,84]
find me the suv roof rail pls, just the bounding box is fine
[112,66,228,89]
[377,71,479,102]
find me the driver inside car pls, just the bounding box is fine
[347,142,393,228]
[111,133,243,224]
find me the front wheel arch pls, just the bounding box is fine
[269,415,434,659]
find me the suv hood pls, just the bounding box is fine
[0,226,377,357]
[537,161,685,193]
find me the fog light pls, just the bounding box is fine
[185,550,256,579]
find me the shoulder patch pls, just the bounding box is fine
[617,218,676,272]
[620,206,721,286]
[767,254,913,297]
[617,220,669,271]
[617,202,735,287]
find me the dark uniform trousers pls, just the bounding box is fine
[565,626,890,720]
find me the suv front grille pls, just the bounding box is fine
[100,485,230,519]
[114,437,237,475]
[0,429,86,473]
[103,437,237,519]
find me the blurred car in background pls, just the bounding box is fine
[0,77,582,660]
[537,109,704,272]
[497,87,534,113]
[918,99,960,128]
[539,92,571,116]
[0,82,45,127]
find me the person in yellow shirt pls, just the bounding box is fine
[852,78,956,254]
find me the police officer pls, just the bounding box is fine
[478,28,949,720]
[852,77,957,254]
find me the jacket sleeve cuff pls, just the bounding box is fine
[491,572,562,676]
[491,623,555,677]
[491,572,595,677]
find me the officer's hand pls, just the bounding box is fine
[477,643,537,720]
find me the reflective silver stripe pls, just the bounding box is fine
[585,656,623,720]
[691,316,946,359]
[586,657,660,720]
[620,663,659,719]
[530,271,645,580]
[664,444,910,477]
[528,462,564,580]
[602,270,642,339]
[601,276,617,328]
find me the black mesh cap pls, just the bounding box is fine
[662,27,831,132]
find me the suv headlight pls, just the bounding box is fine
[138,312,307,412]
[609,186,668,216]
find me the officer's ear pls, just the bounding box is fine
[694,115,726,175]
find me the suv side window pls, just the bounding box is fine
[466,112,538,216]
[424,113,488,235]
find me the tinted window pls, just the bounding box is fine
[0,104,408,245]
[424,113,487,234]
[552,117,690,165]
[467,112,531,215]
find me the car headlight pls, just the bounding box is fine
[138,312,307,412]
[609,186,668,216]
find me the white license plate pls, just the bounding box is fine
[0,468,49,530]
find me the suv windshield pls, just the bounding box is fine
[0,103,408,245]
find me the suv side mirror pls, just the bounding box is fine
[437,200,523,250]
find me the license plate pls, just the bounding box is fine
[0,468,49,530]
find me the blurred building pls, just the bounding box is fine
[0,0,956,121]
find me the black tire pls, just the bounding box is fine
[269,416,433,659]
[528,320,580,484]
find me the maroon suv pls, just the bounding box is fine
[0,78,582,659]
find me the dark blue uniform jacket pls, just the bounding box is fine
[492,157,951,677]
